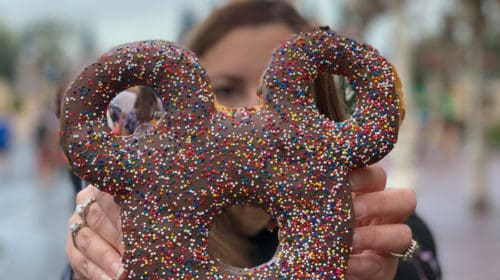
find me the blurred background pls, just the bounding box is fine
[0,0,499,279]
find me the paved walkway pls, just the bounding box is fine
[0,136,73,279]
[416,150,500,279]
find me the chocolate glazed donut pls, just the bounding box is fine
[60,29,402,279]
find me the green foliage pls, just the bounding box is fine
[486,122,500,148]
[0,24,19,80]
[21,20,74,81]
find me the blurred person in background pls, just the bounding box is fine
[120,86,163,136]
[0,91,12,164]
[35,96,65,187]
[63,1,439,279]
[106,89,137,136]
[0,117,10,157]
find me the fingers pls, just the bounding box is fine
[86,200,125,254]
[66,232,111,280]
[77,185,124,253]
[69,186,126,279]
[71,224,125,280]
[76,185,96,204]
[352,224,413,254]
[347,165,415,279]
[346,252,398,280]
[94,188,122,232]
[349,165,386,193]
[353,188,416,224]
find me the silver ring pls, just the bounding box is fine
[390,239,419,262]
[70,222,84,249]
[75,198,96,225]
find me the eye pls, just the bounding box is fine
[213,83,246,104]
[211,79,247,108]
[213,86,237,97]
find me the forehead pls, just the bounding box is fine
[200,22,295,76]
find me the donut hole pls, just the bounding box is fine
[312,74,355,122]
[208,205,281,273]
[106,86,163,136]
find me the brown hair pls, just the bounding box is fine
[133,86,162,123]
[185,0,347,122]
[184,0,347,268]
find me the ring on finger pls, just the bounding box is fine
[390,239,419,262]
[75,198,96,225]
[70,222,85,249]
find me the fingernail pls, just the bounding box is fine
[111,262,125,279]
[353,200,366,219]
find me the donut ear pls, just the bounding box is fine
[60,40,214,196]
[98,40,214,122]
[262,30,402,168]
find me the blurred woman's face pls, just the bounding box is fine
[200,22,295,108]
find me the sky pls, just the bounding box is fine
[0,0,455,54]
[0,0,221,50]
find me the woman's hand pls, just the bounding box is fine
[66,185,126,280]
[346,165,416,280]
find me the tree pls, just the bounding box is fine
[19,20,74,83]
[0,23,19,81]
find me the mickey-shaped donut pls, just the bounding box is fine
[61,29,402,279]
